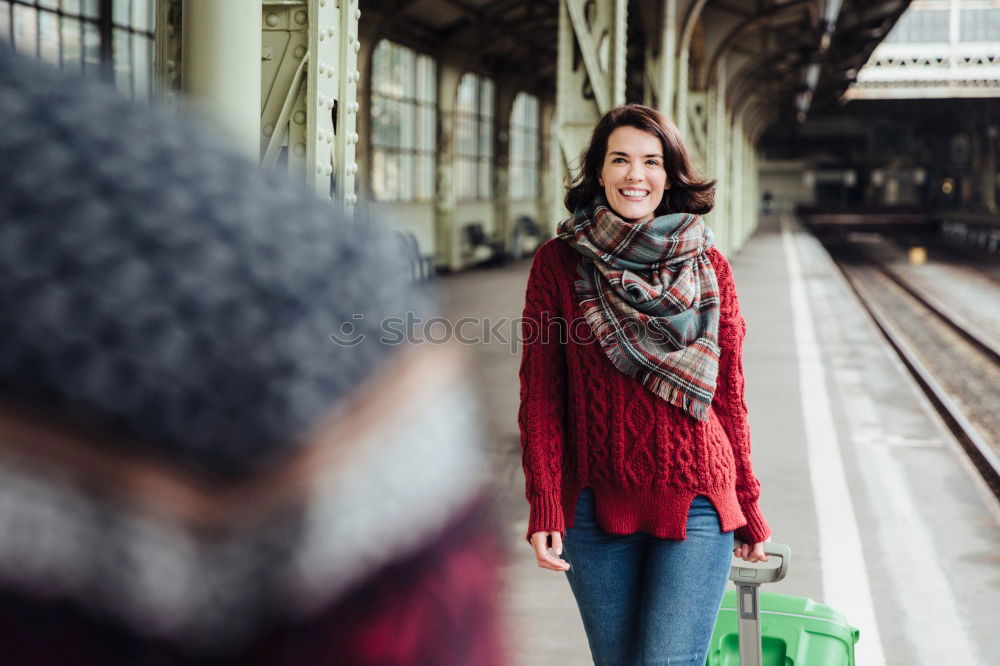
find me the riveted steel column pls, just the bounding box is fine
[660,0,677,116]
[555,0,627,227]
[685,90,708,173]
[260,2,309,174]
[976,105,997,213]
[610,0,627,108]
[731,114,743,250]
[355,19,379,207]
[332,0,361,210]
[539,99,557,235]
[154,0,181,107]
[719,105,731,254]
[303,0,347,201]
[743,128,753,245]
[705,80,727,254]
[984,137,997,213]
[675,47,689,135]
[752,138,759,237]
[257,0,357,208]
[494,84,517,254]
[675,0,707,138]
[738,129,747,243]
[435,61,462,270]
[643,0,676,115]
[752,136,757,236]
[747,131,758,244]
[739,120,754,248]
[181,0,261,160]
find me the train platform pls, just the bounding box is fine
[440,213,1000,666]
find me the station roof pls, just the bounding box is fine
[364,0,911,126]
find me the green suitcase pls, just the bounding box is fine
[705,542,859,666]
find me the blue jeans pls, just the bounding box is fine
[561,488,734,666]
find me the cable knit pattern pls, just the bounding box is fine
[518,238,770,545]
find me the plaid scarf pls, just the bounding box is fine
[556,201,721,420]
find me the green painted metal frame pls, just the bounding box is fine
[155,0,359,213]
[553,0,627,228]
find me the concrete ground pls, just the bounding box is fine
[439,214,1000,666]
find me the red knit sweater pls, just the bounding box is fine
[518,238,771,545]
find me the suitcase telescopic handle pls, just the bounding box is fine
[729,541,791,666]
[730,540,791,585]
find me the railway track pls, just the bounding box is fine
[874,260,1000,365]
[826,242,1000,501]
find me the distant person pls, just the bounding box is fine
[0,50,500,665]
[762,190,773,213]
[518,104,771,666]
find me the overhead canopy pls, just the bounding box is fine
[362,0,911,127]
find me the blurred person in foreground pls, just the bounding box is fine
[518,104,772,666]
[0,50,501,665]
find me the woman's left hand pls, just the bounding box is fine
[734,537,770,563]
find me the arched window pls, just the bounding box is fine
[509,93,540,200]
[370,39,437,201]
[455,72,494,200]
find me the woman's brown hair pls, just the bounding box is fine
[564,104,716,216]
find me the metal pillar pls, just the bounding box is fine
[354,18,379,207]
[720,110,732,253]
[260,4,309,172]
[704,80,723,252]
[154,1,181,107]
[659,0,677,116]
[554,0,627,226]
[158,0,359,212]
[642,0,676,114]
[259,0,360,205]
[675,0,708,143]
[494,84,517,253]
[330,0,361,209]
[539,99,557,236]
[748,143,755,241]
[675,47,689,136]
[181,0,262,160]
[984,137,997,213]
[979,105,997,213]
[685,90,709,172]
[731,114,744,251]
[434,61,463,270]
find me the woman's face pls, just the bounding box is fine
[598,125,669,223]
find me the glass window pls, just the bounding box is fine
[960,8,1000,43]
[885,9,950,44]
[455,72,494,200]
[0,0,155,102]
[38,8,59,64]
[370,39,437,202]
[81,18,100,71]
[11,4,38,58]
[60,15,82,73]
[510,92,540,200]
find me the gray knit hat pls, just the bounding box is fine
[0,51,487,656]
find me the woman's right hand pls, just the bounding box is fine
[529,531,571,571]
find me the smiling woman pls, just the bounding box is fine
[564,104,715,220]
[598,125,670,223]
[518,103,773,666]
